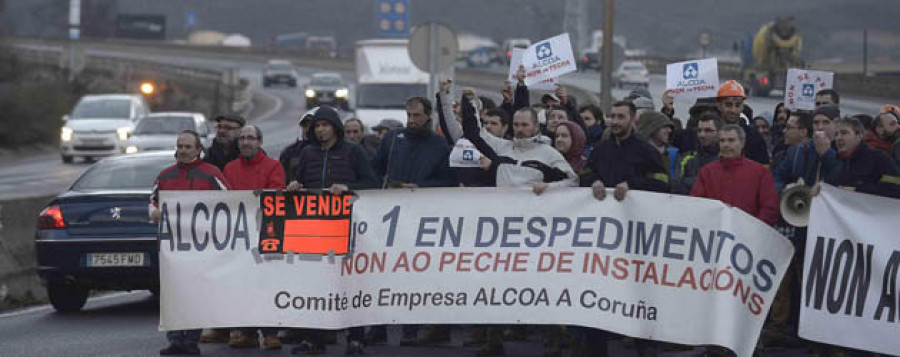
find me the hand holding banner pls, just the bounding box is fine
[509,48,556,90]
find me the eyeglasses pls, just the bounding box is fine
[785,125,801,130]
[217,124,240,131]
[238,135,258,141]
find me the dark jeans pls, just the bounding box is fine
[167,329,201,348]
[238,327,278,337]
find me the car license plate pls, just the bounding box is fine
[83,139,105,146]
[87,252,144,267]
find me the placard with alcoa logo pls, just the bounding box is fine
[509,48,556,90]
[666,58,719,99]
[521,33,576,86]
[784,68,833,111]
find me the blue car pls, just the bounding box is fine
[35,151,174,312]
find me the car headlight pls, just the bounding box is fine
[60,127,74,142]
[125,146,139,154]
[117,127,131,141]
[335,88,349,98]
[305,89,316,98]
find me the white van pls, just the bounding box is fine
[59,94,150,163]
[354,39,429,129]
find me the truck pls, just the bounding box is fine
[741,17,804,97]
[354,39,429,128]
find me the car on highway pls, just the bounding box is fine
[35,151,174,312]
[124,112,210,154]
[59,94,150,164]
[502,38,531,65]
[579,50,601,71]
[262,59,298,87]
[304,72,350,109]
[613,60,650,89]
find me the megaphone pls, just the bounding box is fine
[781,179,812,227]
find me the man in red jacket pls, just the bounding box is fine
[152,130,230,356]
[224,125,286,191]
[221,125,285,350]
[691,124,779,225]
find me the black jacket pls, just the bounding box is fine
[826,143,900,198]
[581,134,669,193]
[203,138,240,171]
[279,139,310,185]
[672,144,719,195]
[740,121,771,165]
[294,114,379,191]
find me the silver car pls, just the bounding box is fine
[613,61,650,89]
[124,112,210,154]
[59,94,150,163]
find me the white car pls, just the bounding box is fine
[613,61,650,89]
[59,94,150,163]
[124,112,210,154]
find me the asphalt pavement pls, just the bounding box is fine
[0,291,824,357]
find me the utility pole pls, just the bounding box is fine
[564,0,588,58]
[67,0,81,82]
[600,0,614,112]
[862,29,868,76]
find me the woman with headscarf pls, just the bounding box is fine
[554,121,587,174]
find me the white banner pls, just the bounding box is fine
[159,188,793,357]
[510,48,556,90]
[784,68,834,111]
[522,33,576,87]
[800,184,900,355]
[448,138,483,168]
[666,58,719,98]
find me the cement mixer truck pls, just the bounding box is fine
[741,17,804,97]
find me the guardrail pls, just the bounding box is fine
[6,40,252,116]
[9,36,898,106]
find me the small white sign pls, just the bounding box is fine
[666,58,719,98]
[448,138,483,168]
[784,68,834,111]
[509,48,556,90]
[522,33,577,87]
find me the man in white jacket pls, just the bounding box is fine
[460,95,577,194]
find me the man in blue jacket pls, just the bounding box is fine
[372,97,456,188]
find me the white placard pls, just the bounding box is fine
[448,138,483,168]
[784,68,834,111]
[510,48,556,90]
[522,34,576,87]
[666,58,719,98]
[800,184,900,356]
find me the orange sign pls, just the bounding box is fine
[258,192,354,255]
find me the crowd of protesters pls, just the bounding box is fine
[150,63,900,356]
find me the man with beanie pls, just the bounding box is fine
[373,97,456,188]
[813,104,840,140]
[715,80,770,165]
[636,111,675,178]
[279,110,315,185]
[204,113,245,171]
